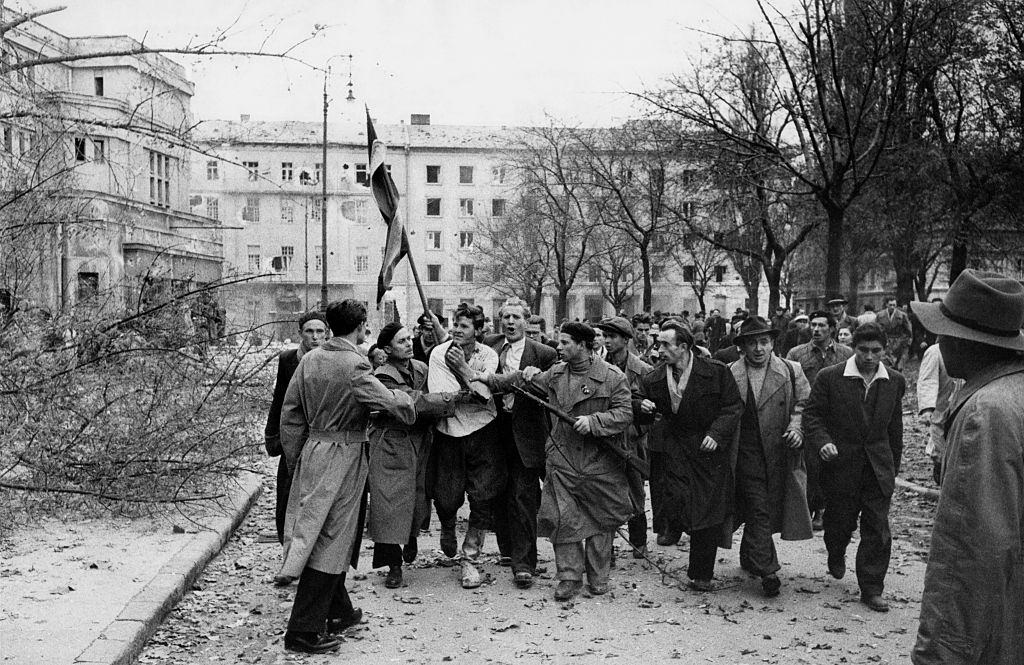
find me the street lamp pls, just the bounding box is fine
[318,54,355,311]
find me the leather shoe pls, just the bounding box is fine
[402,539,418,564]
[513,571,534,589]
[687,578,713,592]
[273,574,295,587]
[497,556,512,567]
[461,561,482,589]
[283,632,341,654]
[861,593,889,612]
[440,522,457,558]
[761,574,781,597]
[656,532,681,546]
[326,608,363,634]
[811,510,824,531]
[554,580,582,601]
[385,565,403,589]
[588,581,609,595]
[827,552,846,580]
[631,544,647,559]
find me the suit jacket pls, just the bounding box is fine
[264,348,300,456]
[485,333,558,468]
[803,362,906,497]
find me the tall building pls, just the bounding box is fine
[192,113,762,338]
[0,10,221,314]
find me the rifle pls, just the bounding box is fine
[510,384,650,476]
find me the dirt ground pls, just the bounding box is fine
[2,357,941,665]
[135,422,938,665]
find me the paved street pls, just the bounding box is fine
[137,457,933,665]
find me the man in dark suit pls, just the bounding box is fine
[486,298,558,589]
[638,322,743,591]
[803,322,906,613]
[264,311,329,545]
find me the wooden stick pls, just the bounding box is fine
[401,227,447,343]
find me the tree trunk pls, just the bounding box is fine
[640,250,652,312]
[554,286,569,323]
[846,259,863,314]
[823,202,845,298]
[948,217,969,284]
[764,259,783,314]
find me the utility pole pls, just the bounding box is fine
[320,72,329,311]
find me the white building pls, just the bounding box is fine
[0,11,221,313]
[192,113,764,338]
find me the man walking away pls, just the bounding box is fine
[911,270,1024,665]
[278,300,416,654]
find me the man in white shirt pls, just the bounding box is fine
[427,303,502,589]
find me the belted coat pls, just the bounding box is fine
[279,338,416,577]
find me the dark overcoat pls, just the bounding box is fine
[638,357,743,534]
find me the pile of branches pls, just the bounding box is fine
[0,300,276,519]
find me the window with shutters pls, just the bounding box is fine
[206,160,219,180]
[247,245,261,272]
[242,195,260,222]
[205,197,219,220]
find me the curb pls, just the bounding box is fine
[896,476,940,500]
[73,472,264,665]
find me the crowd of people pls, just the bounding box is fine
[263,271,1024,663]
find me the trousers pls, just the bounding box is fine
[287,568,353,634]
[823,461,892,596]
[553,531,614,586]
[735,436,781,577]
[428,422,506,532]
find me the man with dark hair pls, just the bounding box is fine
[911,270,1024,665]
[786,310,853,530]
[638,321,743,590]
[525,314,558,350]
[728,316,812,597]
[595,316,654,558]
[412,311,447,364]
[467,322,633,601]
[428,302,503,589]
[486,298,557,588]
[706,308,727,354]
[277,300,417,654]
[265,312,329,545]
[804,321,905,613]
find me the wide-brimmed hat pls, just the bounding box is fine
[594,316,635,340]
[733,315,780,343]
[910,269,1024,351]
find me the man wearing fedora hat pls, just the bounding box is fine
[803,321,906,613]
[728,316,813,597]
[826,297,857,340]
[910,269,1024,665]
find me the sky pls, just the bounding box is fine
[33,0,770,128]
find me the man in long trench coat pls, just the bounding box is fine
[911,270,1024,665]
[278,300,417,654]
[462,322,634,602]
[728,316,812,598]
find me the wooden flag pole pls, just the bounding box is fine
[400,227,447,343]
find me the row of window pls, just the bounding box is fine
[426,197,505,217]
[425,231,474,250]
[206,160,506,186]
[243,244,476,282]
[236,196,369,224]
[1,124,36,157]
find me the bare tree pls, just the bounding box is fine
[507,122,597,321]
[590,226,643,314]
[672,233,729,314]
[644,0,937,298]
[474,199,552,313]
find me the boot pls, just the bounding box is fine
[440,520,457,558]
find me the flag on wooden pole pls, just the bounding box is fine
[367,108,408,304]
